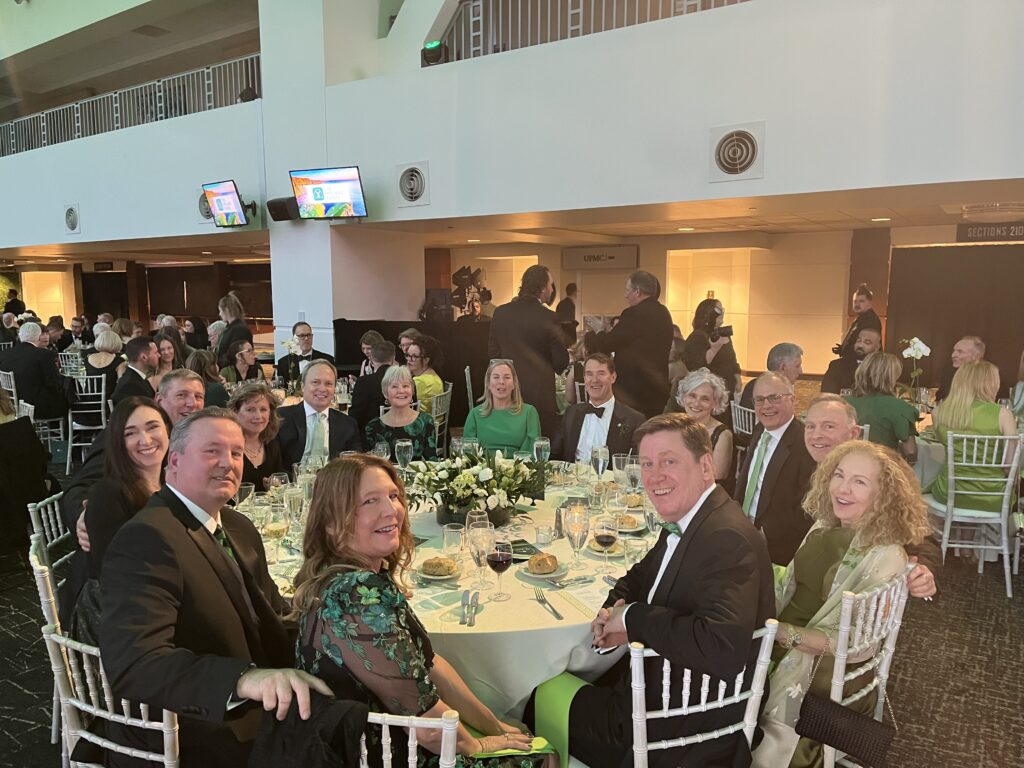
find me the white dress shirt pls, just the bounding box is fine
[744,416,794,520]
[575,396,615,462]
[166,483,220,534]
[126,364,150,382]
[302,400,331,458]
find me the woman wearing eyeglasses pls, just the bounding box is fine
[405,334,445,417]
[463,359,540,457]
[220,339,266,384]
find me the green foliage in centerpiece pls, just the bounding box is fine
[405,451,547,518]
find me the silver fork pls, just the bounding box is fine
[533,586,564,620]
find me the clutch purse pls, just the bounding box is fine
[796,692,895,768]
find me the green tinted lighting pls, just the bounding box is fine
[424,40,442,50]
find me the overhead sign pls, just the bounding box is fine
[561,245,639,270]
[956,222,1024,243]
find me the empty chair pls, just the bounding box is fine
[66,374,108,473]
[360,710,459,768]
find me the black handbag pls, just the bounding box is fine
[796,692,896,768]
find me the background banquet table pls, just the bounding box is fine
[269,487,643,718]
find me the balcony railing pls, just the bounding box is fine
[438,0,752,61]
[0,54,261,158]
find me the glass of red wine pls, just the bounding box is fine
[593,515,618,575]
[487,532,514,602]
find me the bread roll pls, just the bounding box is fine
[527,553,558,574]
[422,556,458,576]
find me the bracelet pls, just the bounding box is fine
[780,624,802,649]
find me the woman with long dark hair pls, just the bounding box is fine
[184,316,209,350]
[71,397,171,642]
[150,330,188,390]
[185,348,230,407]
[216,290,253,359]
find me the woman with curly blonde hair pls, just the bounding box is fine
[291,455,539,767]
[753,441,930,768]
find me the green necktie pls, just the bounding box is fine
[741,431,771,518]
[659,520,682,536]
[307,412,327,461]
[213,525,239,566]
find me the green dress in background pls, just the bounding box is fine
[931,400,1005,511]
[463,404,541,457]
[844,394,918,450]
[365,411,437,460]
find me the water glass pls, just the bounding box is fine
[443,523,466,562]
[283,486,305,534]
[462,438,481,458]
[533,437,551,463]
[373,441,391,460]
[298,472,317,504]
[574,460,591,485]
[488,532,513,602]
[535,525,553,545]
[593,515,618,575]
[250,493,272,531]
[591,446,610,479]
[465,509,490,530]
[612,453,629,485]
[513,451,531,463]
[625,459,642,491]
[235,482,255,507]
[395,439,414,475]
[565,506,590,570]
[468,521,495,589]
[587,483,608,514]
[624,538,650,568]
[450,437,464,458]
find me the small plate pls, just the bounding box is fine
[587,540,624,558]
[416,563,462,581]
[519,562,570,582]
[616,516,645,534]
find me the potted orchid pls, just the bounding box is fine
[899,336,931,404]
[280,335,303,393]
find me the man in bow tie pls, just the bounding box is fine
[568,413,774,768]
[275,321,335,381]
[552,353,645,462]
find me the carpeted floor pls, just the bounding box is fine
[4,456,1023,768]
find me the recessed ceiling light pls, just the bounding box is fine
[467,239,481,243]
[677,227,695,232]
[871,217,891,223]
[201,251,213,255]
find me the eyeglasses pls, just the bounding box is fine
[405,353,422,361]
[295,333,312,339]
[753,393,793,406]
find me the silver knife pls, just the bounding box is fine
[467,591,480,626]
[459,590,470,625]
[603,575,619,588]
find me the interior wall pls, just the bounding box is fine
[330,226,425,321]
[19,268,77,324]
[0,0,151,60]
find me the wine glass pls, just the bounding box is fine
[263,503,289,565]
[565,506,590,570]
[298,472,317,504]
[625,459,642,492]
[465,508,489,530]
[373,441,391,461]
[612,453,629,485]
[533,437,551,463]
[591,446,610,480]
[235,482,255,507]
[487,533,513,602]
[450,436,464,458]
[593,515,618,575]
[468,521,495,589]
[283,486,305,536]
[395,439,413,478]
[266,472,290,497]
[513,451,531,463]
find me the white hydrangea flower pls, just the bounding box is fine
[478,467,494,482]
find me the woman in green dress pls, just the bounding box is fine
[930,360,1018,511]
[844,351,919,461]
[291,455,545,768]
[364,365,437,460]
[753,441,931,768]
[463,360,540,457]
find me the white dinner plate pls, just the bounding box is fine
[518,562,570,581]
[416,563,462,581]
[615,515,645,533]
[586,540,625,558]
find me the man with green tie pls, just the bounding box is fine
[733,372,816,565]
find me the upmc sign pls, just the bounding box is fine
[561,245,639,270]
[956,222,1024,243]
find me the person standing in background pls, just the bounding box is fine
[834,283,882,359]
[555,282,579,345]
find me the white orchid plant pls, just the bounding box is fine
[899,336,931,392]
[405,451,543,514]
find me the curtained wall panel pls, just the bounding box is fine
[887,245,1024,394]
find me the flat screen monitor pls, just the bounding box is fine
[202,180,249,227]
[289,166,368,219]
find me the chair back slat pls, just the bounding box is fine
[730,402,755,436]
[433,384,453,457]
[575,380,587,404]
[360,710,459,768]
[406,728,418,768]
[29,536,59,625]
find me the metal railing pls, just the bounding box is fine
[438,0,752,61]
[0,54,261,158]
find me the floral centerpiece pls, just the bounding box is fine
[280,335,303,393]
[899,336,931,404]
[405,451,546,526]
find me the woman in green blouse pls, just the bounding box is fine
[407,334,445,417]
[844,351,919,462]
[463,360,540,457]
[364,365,437,460]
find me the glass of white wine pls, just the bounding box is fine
[565,506,590,570]
[263,503,289,565]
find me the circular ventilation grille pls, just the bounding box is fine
[65,207,79,230]
[198,193,212,219]
[715,130,758,175]
[399,167,426,202]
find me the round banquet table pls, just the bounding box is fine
[268,485,643,719]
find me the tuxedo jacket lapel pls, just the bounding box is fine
[650,490,721,606]
[567,407,585,459]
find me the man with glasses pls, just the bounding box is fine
[733,372,816,565]
[275,321,335,381]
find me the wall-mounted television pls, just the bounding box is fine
[289,166,368,219]
[202,180,249,228]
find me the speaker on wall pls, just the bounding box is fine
[266,197,300,221]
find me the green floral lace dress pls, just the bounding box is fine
[296,569,543,768]
[364,411,437,461]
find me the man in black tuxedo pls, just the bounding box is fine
[820,328,881,395]
[275,360,360,469]
[68,315,94,347]
[46,315,75,351]
[350,340,396,438]
[554,281,579,345]
[275,321,335,381]
[567,413,774,768]
[553,353,645,462]
[584,271,673,419]
[100,409,331,767]
[733,372,816,565]
[0,321,69,419]
[3,288,25,316]
[488,265,569,438]
[111,336,159,405]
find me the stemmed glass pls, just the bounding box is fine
[235,482,255,507]
[591,446,610,480]
[565,506,590,570]
[395,439,413,479]
[450,437,464,458]
[263,503,288,565]
[283,486,305,536]
[533,437,551,463]
[593,515,618,575]
[267,473,290,498]
[643,497,660,538]
[468,521,495,589]
[487,532,513,602]
[625,459,643,492]
[462,438,481,458]
[297,471,317,506]
[513,451,531,463]
[373,441,391,461]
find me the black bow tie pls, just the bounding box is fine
[299,353,311,360]
[582,404,606,418]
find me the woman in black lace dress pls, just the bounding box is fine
[291,455,546,768]
[674,368,734,492]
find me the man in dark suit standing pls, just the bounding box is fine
[584,270,673,419]
[733,372,816,565]
[100,409,331,767]
[566,413,774,768]
[275,360,360,469]
[0,321,69,419]
[489,265,569,438]
[350,341,396,438]
[3,288,25,316]
[275,321,336,381]
[834,283,882,360]
[553,353,645,462]
[554,282,579,345]
[112,336,159,405]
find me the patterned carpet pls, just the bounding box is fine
[3,458,1022,768]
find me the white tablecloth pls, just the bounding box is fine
[915,437,945,490]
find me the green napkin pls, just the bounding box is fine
[534,672,590,766]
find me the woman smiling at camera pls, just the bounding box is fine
[753,441,930,768]
[463,359,540,457]
[364,365,437,460]
[291,455,543,768]
[228,382,287,489]
[675,368,734,486]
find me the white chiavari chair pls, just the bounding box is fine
[0,340,13,351]
[923,432,1021,597]
[360,710,459,768]
[825,565,913,768]
[58,351,85,378]
[628,619,778,768]
[66,374,108,473]
[858,424,871,441]
[432,383,453,457]
[575,380,587,404]
[730,402,756,438]
[29,535,65,758]
[464,365,474,409]
[18,400,35,421]
[0,368,18,405]
[28,491,72,591]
